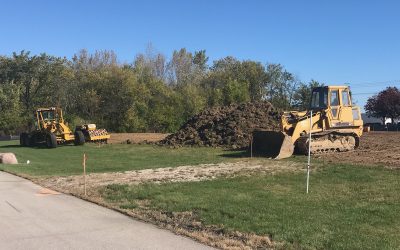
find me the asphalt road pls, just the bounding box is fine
[0,171,212,250]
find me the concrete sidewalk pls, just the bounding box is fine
[0,171,212,250]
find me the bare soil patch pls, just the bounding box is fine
[108,133,168,144]
[41,160,302,195]
[321,132,400,168]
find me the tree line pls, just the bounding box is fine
[365,86,400,124]
[0,48,322,135]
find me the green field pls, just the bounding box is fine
[102,164,400,250]
[1,140,399,249]
[0,140,239,176]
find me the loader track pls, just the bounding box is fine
[296,131,358,155]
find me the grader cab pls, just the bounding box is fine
[20,107,110,148]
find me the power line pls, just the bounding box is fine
[352,92,378,96]
[348,80,400,87]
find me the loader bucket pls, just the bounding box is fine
[252,130,294,159]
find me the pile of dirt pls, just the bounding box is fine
[160,101,281,149]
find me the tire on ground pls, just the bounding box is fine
[74,131,85,146]
[46,133,57,148]
[29,134,37,147]
[20,133,30,147]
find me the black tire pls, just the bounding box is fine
[74,131,85,146]
[20,133,28,146]
[29,133,37,147]
[46,133,57,148]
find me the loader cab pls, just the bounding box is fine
[310,86,352,110]
[310,86,362,127]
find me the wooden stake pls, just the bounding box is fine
[83,153,87,196]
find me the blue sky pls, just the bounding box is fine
[1,0,399,108]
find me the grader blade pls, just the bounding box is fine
[252,130,294,159]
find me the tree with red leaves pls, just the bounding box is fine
[365,87,400,123]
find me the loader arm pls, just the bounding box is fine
[285,111,324,143]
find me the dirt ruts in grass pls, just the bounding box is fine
[122,209,275,250]
[41,160,302,194]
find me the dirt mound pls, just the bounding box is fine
[160,101,281,149]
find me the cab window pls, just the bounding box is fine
[330,90,339,106]
[42,111,55,120]
[311,91,320,108]
[341,90,350,106]
[310,88,328,108]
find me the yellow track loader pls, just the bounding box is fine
[252,85,363,159]
[20,107,110,148]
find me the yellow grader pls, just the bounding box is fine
[252,85,363,158]
[20,107,110,148]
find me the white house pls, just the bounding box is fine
[361,113,399,125]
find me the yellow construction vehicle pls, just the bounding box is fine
[252,85,363,159]
[20,107,110,148]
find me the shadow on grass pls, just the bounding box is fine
[0,143,76,149]
[0,144,21,149]
[219,150,250,158]
[220,149,306,160]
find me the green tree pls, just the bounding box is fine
[0,51,70,127]
[0,81,23,134]
[241,61,268,102]
[292,80,324,110]
[203,57,255,106]
[265,64,297,109]
[192,50,209,72]
[167,48,194,86]
[365,87,400,123]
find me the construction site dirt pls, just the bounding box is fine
[320,131,400,168]
[112,131,400,169]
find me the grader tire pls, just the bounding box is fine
[29,134,38,147]
[74,131,85,146]
[20,133,29,147]
[46,133,57,148]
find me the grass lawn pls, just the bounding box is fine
[0,140,240,176]
[102,164,400,250]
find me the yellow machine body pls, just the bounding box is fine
[253,86,363,158]
[35,107,75,143]
[76,124,110,142]
[20,107,110,148]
